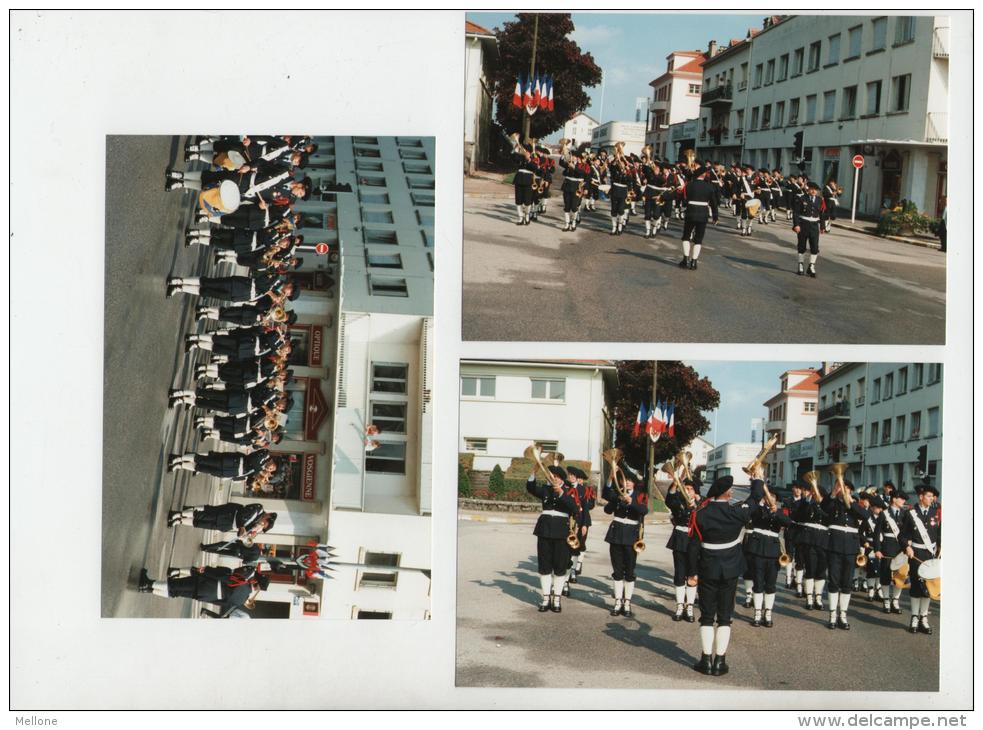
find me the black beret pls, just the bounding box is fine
[869,495,886,509]
[884,480,895,487]
[843,479,855,490]
[892,490,908,501]
[547,465,568,482]
[288,287,300,301]
[285,311,298,325]
[916,482,939,496]
[566,466,588,480]
[292,257,304,268]
[307,143,319,154]
[255,574,271,591]
[706,475,734,499]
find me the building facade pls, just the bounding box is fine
[705,442,762,487]
[591,121,646,156]
[762,367,820,485]
[464,21,498,175]
[219,136,434,620]
[645,50,706,158]
[458,360,618,477]
[697,14,949,217]
[563,112,599,149]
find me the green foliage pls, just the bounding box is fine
[458,462,472,497]
[459,452,475,471]
[876,199,933,237]
[488,464,507,497]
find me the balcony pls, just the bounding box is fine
[817,400,850,424]
[649,98,669,113]
[734,128,743,138]
[925,112,948,144]
[854,395,865,407]
[933,26,949,58]
[737,80,748,92]
[701,83,734,108]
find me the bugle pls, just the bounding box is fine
[602,448,644,553]
[743,435,779,476]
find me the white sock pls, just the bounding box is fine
[785,563,794,581]
[839,593,851,613]
[828,592,840,612]
[576,557,583,571]
[910,596,924,616]
[553,574,566,596]
[675,586,685,604]
[920,598,930,617]
[804,578,815,596]
[753,593,763,610]
[613,580,624,600]
[700,626,714,654]
[568,566,576,583]
[645,221,652,235]
[691,243,702,260]
[795,569,805,586]
[685,585,697,605]
[797,253,805,264]
[539,574,551,598]
[564,213,570,227]
[682,240,691,257]
[810,254,818,265]
[814,579,826,598]
[764,593,776,609]
[624,581,635,600]
[715,626,731,655]
[516,205,524,222]
[152,581,170,598]
[611,217,618,232]
[744,579,753,595]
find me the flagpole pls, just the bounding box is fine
[648,360,663,505]
[522,13,540,142]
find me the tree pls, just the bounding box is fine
[490,13,602,140]
[611,361,721,470]
[458,463,472,497]
[488,464,507,497]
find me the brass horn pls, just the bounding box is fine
[682,147,698,170]
[567,515,580,549]
[523,444,555,484]
[828,462,852,506]
[743,435,779,476]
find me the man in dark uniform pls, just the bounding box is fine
[602,462,648,618]
[641,160,669,238]
[564,466,595,589]
[559,146,586,232]
[687,470,765,676]
[735,165,756,236]
[820,478,869,629]
[859,492,884,600]
[822,179,840,233]
[665,475,700,622]
[526,465,580,612]
[607,157,630,235]
[166,448,272,482]
[874,489,908,613]
[793,181,827,277]
[678,165,720,270]
[168,501,276,543]
[512,141,537,225]
[745,485,793,628]
[795,480,829,610]
[899,482,941,634]
[138,564,270,615]
[783,480,805,590]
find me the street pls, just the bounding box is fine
[102,135,232,617]
[456,512,939,691]
[462,181,946,344]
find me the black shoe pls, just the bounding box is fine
[763,611,774,628]
[167,510,179,524]
[711,655,729,676]
[137,569,153,593]
[891,603,902,614]
[678,257,689,269]
[918,617,932,635]
[515,221,524,226]
[685,605,696,623]
[610,601,622,617]
[621,601,634,618]
[808,265,816,278]
[908,617,919,634]
[744,594,753,608]
[538,599,549,613]
[751,613,762,627]
[167,567,180,579]
[882,603,892,614]
[561,582,570,597]
[839,616,851,630]
[828,615,838,629]
[693,653,713,675]
[569,573,578,584]
[797,263,804,276]
[550,595,561,613]
[795,587,804,599]
[689,258,698,270]
[672,604,683,622]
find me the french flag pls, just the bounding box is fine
[667,403,676,439]
[523,77,534,108]
[533,75,542,108]
[540,76,551,110]
[646,402,657,435]
[632,402,648,438]
[652,401,666,435]
[548,77,555,111]
[512,78,522,108]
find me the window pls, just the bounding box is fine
[881,419,891,444]
[789,98,800,125]
[927,407,940,436]
[895,416,906,442]
[827,33,841,64]
[531,378,565,400]
[362,209,394,225]
[360,192,390,205]
[805,95,817,123]
[804,401,816,413]
[364,229,398,245]
[464,438,488,453]
[367,250,402,269]
[912,363,924,388]
[365,441,406,474]
[399,148,426,160]
[411,192,435,207]
[869,422,879,446]
[358,552,399,587]
[750,107,759,130]
[883,373,893,399]
[354,136,379,145]
[792,48,804,75]
[891,74,911,112]
[897,367,908,394]
[688,83,700,94]
[808,41,821,71]
[299,213,326,229]
[403,162,433,175]
[927,363,942,383]
[778,54,789,81]
[848,25,863,58]
[371,402,407,434]
[761,104,772,129]
[535,440,559,452]
[735,109,744,130]
[397,137,424,147]
[739,62,749,88]
[357,610,393,619]
[461,375,495,398]
[354,146,381,158]
[895,16,916,44]
[910,411,921,439]
[871,17,887,51]
[765,59,775,84]
[775,101,785,127]
[866,81,882,115]
[369,276,408,297]
[854,425,864,449]
[753,63,763,87]
[842,85,857,118]
[822,91,836,121]
[871,378,881,402]
[359,174,387,187]
[355,158,383,171]
[421,229,433,248]
[372,363,408,394]
[407,177,435,190]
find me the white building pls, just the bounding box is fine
[646,50,707,158]
[698,14,949,217]
[464,20,498,175]
[762,367,820,485]
[563,112,599,149]
[668,119,700,160]
[221,136,434,620]
[695,32,755,163]
[591,121,646,156]
[705,442,762,487]
[814,362,943,491]
[458,360,618,477]
[780,436,817,488]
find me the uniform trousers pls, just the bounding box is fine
[697,575,738,627]
[671,549,689,586]
[801,543,828,579]
[608,543,638,582]
[878,556,899,586]
[736,199,748,220]
[681,219,708,245]
[643,195,660,220]
[908,552,935,598]
[793,542,806,570]
[562,190,579,213]
[536,537,571,576]
[797,223,820,255]
[661,193,675,218]
[609,187,627,217]
[514,184,533,206]
[750,554,779,594]
[826,551,855,593]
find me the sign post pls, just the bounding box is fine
[851,154,864,224]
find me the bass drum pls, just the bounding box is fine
[919,558,941,600]
[745,198,761,218]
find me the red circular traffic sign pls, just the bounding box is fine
[852,154,865,169]
[314,243,330,255]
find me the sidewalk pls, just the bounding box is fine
[458,507,673,526]
[830,219,943,251]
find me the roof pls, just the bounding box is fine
[675,55,706,75]
[462,359,616,370]
[465,20,493,37]
[650,51,706,86]
[568,112,599,125]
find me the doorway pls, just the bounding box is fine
[881,150,903,208]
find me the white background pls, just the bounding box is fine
[8,7,976,718]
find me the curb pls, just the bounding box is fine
[458,512,673,526]
[829,221,942,250]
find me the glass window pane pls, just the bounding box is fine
[461,377,476,396]
[531,380,546,398]
[479,377,495,397]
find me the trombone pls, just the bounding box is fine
[602,448,645,553]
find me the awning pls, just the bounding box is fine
[849,138,947,149]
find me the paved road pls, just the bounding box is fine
[102,135,231,618]
[462,182,946,344]
[456,513,939,692]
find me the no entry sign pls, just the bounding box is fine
[852,154,865,169]
[314,242,331,255]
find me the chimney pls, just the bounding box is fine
[708,39,717,57]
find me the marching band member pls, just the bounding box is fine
[899,483,941,634]
[859,492,883,599]
[641,159,667,238]
[538,147,554,218]
[511,137,536,226]
[585,154,602,212]
[687,471,766,677]
[820,478,869,630]
[660,164,678,231]
[783,481,805,590]
[665,475,700,622]
[735,165,756,237]
[559,143,585,232]
[874,489,908,614]
[564,466,595,589]
[678,164,719,271]
[822,178,841,233]
[769,171,784,223]
[745,481,792,628]
[602,461,648,618]
[792,181,827,278]
[756,170,772,225]
[526,464,581,613]
[607,154,630,236]
[795,478,829,611]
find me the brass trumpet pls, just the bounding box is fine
[602,448,645,553]
[567,515,580,549]
[743,435,779,476]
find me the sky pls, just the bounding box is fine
[684,361,820,447]
[468,12,756,139]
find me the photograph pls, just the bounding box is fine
[457,359,944,689]
[103,134,434,619]
[463,13,948,343]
